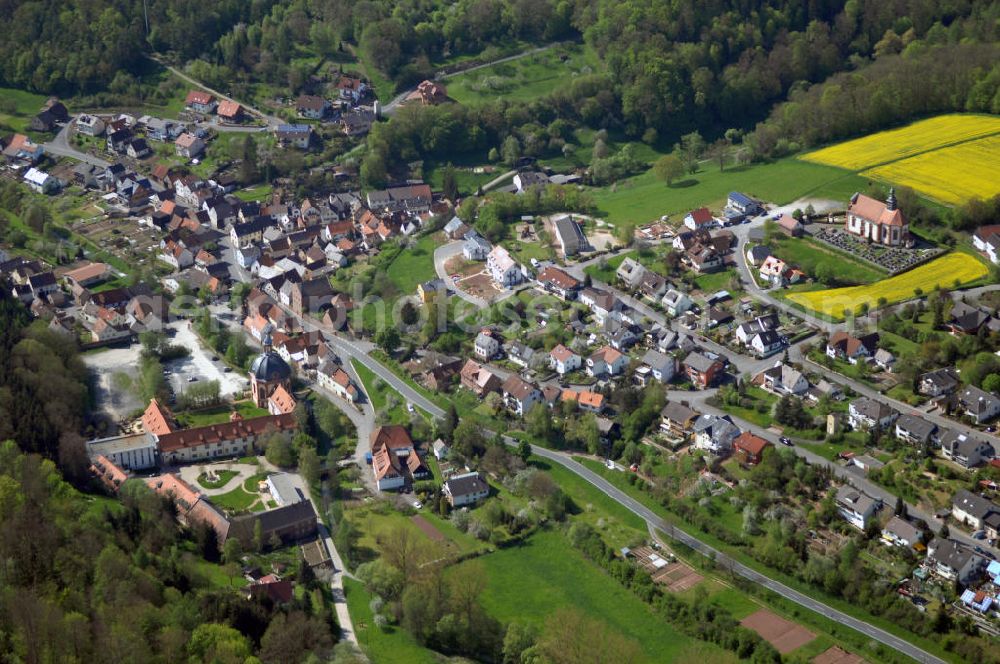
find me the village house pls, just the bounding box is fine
[275,124,312,150]
[826,331,879,364]
[463,230,492,260]
[692,414,740,455]
[848,397,898,431]
[316,359,359,402]
[417,278,447,303]
[502,375,542,416]
[460,359,502,397]
[513,171,549,194]
[759,255,789,287]
[175,133,205,159]
[749,330,784,357]
[660,401,700,436]
[587,345,628,378]
[474,328,501,360]
[775,213,803,237]
[836,485,881,530]
[661,289,693,317]
[947,301,1000,336]
[973,224,1000,264]
[443,472,490,507]
[919,368,960,397]
[217,100,244,123]
[845,189,909,247]
[733,432,771,465]
[683,207,715,231]
[755,362,809,396]
[487,245,521,289]
[735,314,780,346]
[940,431,994,469]
[639,349,676,383]
[76,114,105,136]
[549,344,581,375]
[881,516,924,550]
[956,385,1000,423]
[506,341,538,369]
[366,184,433,214]
[894,414,937,446]
[535,266,580,300]
[746,244,772,266]
[369,425,429,492]
[926,539,984,584]
[3,133,44,164]
[580,288,623,324]
[185,90,217,114]
[561,389,605,414]
[952,489,999,531]
[295,95,331,119]
[682,351,724,389]
[616,258,646,290]
[406,80,448,105]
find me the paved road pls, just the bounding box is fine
[515,441,946,664]
[679,389,1000,559]
[480,169,516,192]
[432,241,489,307]
[44,123,110,168]
[283,470,362,652]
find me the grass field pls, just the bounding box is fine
[446,44,601,106]
[0,87,48,133]
[344,577,441,664]
[801,114,1000,170]
[591,158,865,228]
[863,134,1000,204]
[787,252,990,318]
[350,359,410,424]
[452,529,711,661]
[383,233,439,292]
[770,236,886,285]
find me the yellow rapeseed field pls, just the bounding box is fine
[862,135,1000,205]
[800,114,1000,170]
[787,253,989,319]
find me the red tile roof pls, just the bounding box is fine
[734,432,770,456]
[142,399,177,435]
[155,413,297,453]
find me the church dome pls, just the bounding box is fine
[250,351,291,382]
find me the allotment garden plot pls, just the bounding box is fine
[787,252,989,319]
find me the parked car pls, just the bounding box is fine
[779,437,793,446]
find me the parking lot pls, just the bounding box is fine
[165,321,247,398]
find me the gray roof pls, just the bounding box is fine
[896,414,936,440]
[268,473,303,505]
[928,538,979,572]
[850,397,896,421]
[953,489,999,520]
[661,400,699,424]
[683,351,719,373]
[883,515,922,544]
[836,485,879,514]
[958,385,1000,415]
[641,349,673,372]
[445,472,489,498]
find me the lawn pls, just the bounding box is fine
[210,483,261,513]
[233,184,274,202]
[693,268,739,294]
[350,359,410,424]
[787,251,990,319]
[583,251,634,283]
[343,577,441,664]
[197,469,238,490]
[450,529,712,661]
[0,87,48,132]
[445,43,602,106]
[377,232,440,294]
[590,158,865,228]
[801,114,1000,171]
[174,401,269,428]
[769,236,885,285]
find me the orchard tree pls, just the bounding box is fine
[653,154,684,186]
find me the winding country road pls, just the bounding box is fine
[514,441,947,664]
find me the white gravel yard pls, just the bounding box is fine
[166,321,248,398]
[83,343,144,421]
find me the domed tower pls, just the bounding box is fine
[249,334,292,408]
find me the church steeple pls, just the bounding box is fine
[886,187,897,211]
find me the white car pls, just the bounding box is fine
[406,402,415,414]
[412,499,423,509]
